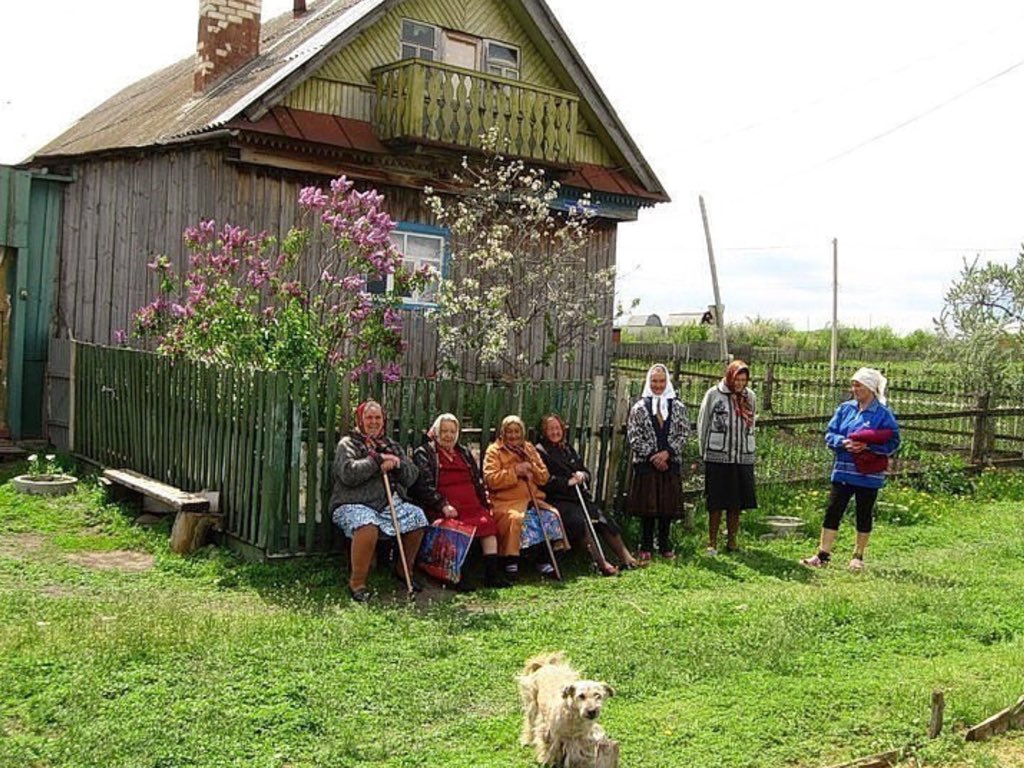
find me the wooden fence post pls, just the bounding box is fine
[762,361,775,413]
[587,374,605,469]
[603,375,631,512]
[971,391,993,464]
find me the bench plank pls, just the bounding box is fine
[102,468,210,513]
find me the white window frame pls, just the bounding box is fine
[483,39,521,80]
[400,18,440,61]
[369,227,446,307]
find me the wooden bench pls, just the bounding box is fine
[102,469,222,554]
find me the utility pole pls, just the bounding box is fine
[830,238,838,386]
[699,195,728,361]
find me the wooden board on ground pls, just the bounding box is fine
[965,695,1024,742]
[826,748,904,768]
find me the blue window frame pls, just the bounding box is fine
[368,222,449,307]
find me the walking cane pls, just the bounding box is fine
[382,472,414,597]
[526,482,562,582]
[574,481,606,564]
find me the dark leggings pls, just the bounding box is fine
[640,517,672,552]
[823,482,878,534]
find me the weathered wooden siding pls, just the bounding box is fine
[282,0,616,167]
[54,148,614,380]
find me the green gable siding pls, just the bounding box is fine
[282,0,615,167]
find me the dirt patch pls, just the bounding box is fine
[0,533,47,559]
[66,550,155,573]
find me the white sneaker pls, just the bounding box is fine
[705,547,719,557]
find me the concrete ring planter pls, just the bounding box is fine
[11,474,79,496]
[764,515,804,537]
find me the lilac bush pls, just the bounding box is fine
[129,177,429,379]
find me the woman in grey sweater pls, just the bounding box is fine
[697,360,757,555]
[330,400,427,602]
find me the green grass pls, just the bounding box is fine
[2,462,1024,767]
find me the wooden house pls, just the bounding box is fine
[24,0,668,391]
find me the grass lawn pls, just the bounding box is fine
[2,462,1024,768]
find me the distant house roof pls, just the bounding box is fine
[623,314,662,327]
[28,0,668,202]
[664,312,704,326]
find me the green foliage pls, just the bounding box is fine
[912,453,976,496]
[935,251,1024,392]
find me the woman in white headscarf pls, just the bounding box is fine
[801,367,900,572]
[411,413,510,589]
[625,363,691,560]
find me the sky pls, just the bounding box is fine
[2,1,1023,333]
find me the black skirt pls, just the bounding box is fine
[704,462,757,511]
[626,468,683,519]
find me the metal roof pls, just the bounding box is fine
[28,0,668,202]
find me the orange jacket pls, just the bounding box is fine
[483,439,553,514]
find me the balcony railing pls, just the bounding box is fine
[372,59,578,165]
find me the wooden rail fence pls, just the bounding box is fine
[64,342,1024,560]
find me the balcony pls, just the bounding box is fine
[372,59,578,165]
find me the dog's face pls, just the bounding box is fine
[561,681,613,721]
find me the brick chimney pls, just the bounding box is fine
[194,1,263,93]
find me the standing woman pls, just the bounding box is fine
[483,415,562,580]
[330,400,428,602]
[801,367,900,571]
[411,413,510,589]
[626,364,691,560]
[697,360,757,555]
[536,413,642,575]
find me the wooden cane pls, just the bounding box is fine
[575,481,607,563]
[526,483,562,581]
[382,471,414,596]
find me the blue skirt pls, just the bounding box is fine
[332,501,428,539]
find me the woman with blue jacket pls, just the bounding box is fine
[801,367,900,572]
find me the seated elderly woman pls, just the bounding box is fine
[411,413,511,589]
[483,415,565,581]
[329,400,428,602]
[536,413,642,575]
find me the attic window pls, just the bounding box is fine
[484,41,520,79]
[401,19,438,60]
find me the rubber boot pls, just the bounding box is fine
[484,554,513,588]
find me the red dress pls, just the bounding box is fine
[436,448,499,538]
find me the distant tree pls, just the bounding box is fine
[425,130,615,379]
[935,251,1024,392]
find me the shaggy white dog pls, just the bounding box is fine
[517,651,614,768]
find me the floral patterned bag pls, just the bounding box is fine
[416,519,476,585]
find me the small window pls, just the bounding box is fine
[401,19,438,60]
[484,41,520,79]
[369,225,447,306]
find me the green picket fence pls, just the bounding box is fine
[72,343,618,559]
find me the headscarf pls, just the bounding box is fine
[852,367,888,406]
[498,415,529,460]
[354,400,389,451]
[427,413,460,442]
[641,364,677,421]
[539,413,569,449]
[428,413,460,455]
[724,359,755,428]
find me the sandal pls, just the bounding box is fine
[660,550,677,560]
[636,550,653,563]
[598,562,620,577]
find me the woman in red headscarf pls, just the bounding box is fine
[329,400,427,602]
[697,360,757,555]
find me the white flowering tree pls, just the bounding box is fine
[425,133,616,379]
